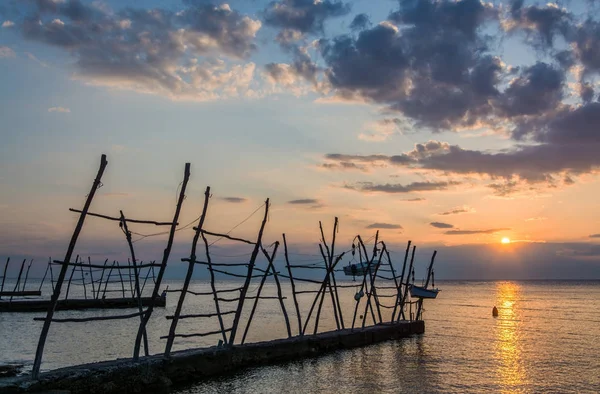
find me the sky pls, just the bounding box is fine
[1,0,600,279]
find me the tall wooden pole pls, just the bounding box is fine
[133,163,190,360]
[0,257,9,299]
[228,199,269,346]
[283,234,302,335]
[392,241,411,321]
[120,210,149,356]
[416,251,437,320]
[397,245,416,322]
[32,154,108,379]
[164,187,211,357]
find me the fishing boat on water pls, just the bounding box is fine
[409,284,439,299]
[342,261,380,279]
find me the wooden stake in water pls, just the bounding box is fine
[32,154,108,379]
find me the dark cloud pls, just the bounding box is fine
[263,0,350,34]
[589,234,600,238]
[430,222,454,228]
[366,223,403,229]
[288,198,319,204]
[15,0,261,98]
[445,228,510,235]
[221,197,247,203]
[439,207,473,215]
[506,0,572,47]
[403,197,426,202]
[349,13,370,31]
[346,181,459,193]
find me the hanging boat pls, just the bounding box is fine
[409,284,439,299]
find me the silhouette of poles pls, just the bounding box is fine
[282,234,302,336]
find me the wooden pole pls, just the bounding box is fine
[120,210,149,357]
[228,199,269,346]
[11,259,27,300]
[133,163,190,360]
[201,230,229,345]
[87,257,96,299]
[101,261,117,299]
[22,259,33,291]
[116,261,126,298]
[95,259,108,299]
[32,154,108,379]
[397,245,416,322]
[241,243,281,344]
[165,187,211,357]
[362,243,385,328]
[0,257,9,299]
[64,256,78,300]
[48,259,55,292]
[39,260,51,293]
[317,243,340,331]
[351,234,379,329]
[416,250,437,320]
[282,234,302,336]
[392,241,411,321]
[328,218,344,329]
[79,264,87,300]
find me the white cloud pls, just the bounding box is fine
[2,21,15,28]
[48,107,71,113]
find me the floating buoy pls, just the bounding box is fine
[492,306,499,317]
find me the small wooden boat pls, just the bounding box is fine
[342,262,380,277]
[409,284,439,299]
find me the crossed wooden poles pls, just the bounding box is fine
[29,154,437,378]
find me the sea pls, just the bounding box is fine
[1,280,599,393]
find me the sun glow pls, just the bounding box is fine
[501,237,511,244]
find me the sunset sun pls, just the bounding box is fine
[501,237,511,244]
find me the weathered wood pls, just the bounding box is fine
[32,154,108,379]
[0,257,9,299]
[162,328,233,339]
[10,259,27,301]
[133,163,190,360]
[101,261,116,299]
[115,261,126,298]
[166,310,236,320]
[327,218,344,329]
[64,256,78,300]
[69,208,177,226]
[22,259,33,292]
[199,230,256,245]
[283,233,303,336]
[397,245,416,322]
[318,243,340,331]
[416,250,437,320]
[120,210,149,357]
[87,257,96,298]
[79,263,87,300]
[229,199,270,346]
[39,261,51,293]
[182,259,248,267]
[203,231,229,345]
[391,241,410,321]
[0,290,42,297]
[362,244,385,328]
[1,295,165,312]
[53,260,161,270]
[34,310,146,323]
[164,287,243,296]
[241,243,281,344]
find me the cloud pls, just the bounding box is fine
[222,197,247,203]
[13,0,262,100]
[262,0,351,35]
[48,106,71,113]
[430,222,454,229]
[526,217,547,222]
[0,46,15,58]
[439,206,475,216]
[349,13,370,31]
[346,181,460,194]
[366,223,402,229]
[445,228,511,235]
[288,198,319,204]
[403,197,426,202]
[2,20,14,28]
[589,234,600,238]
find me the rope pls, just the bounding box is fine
[208,202,266,247]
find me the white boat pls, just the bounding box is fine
[409,284,439,299]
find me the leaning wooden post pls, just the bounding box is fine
[95,259,108,299]
[241,242,281,344]
[22,259,33,291]
[120,210,149,357]
[87,257,96,299]
[391,241,411,321]
[228,199,269,346]
[327,218,344,329]
[101,261,117,299]
[317,243,340,331]
[39,261,51,293]
[416,250,437,320]
[397,245,416,322]
[282,234,303,336]
[32,154,108,379]
[116,261,126,298]
[10,259,27,300]
[201,231,229,344]
[0,257,9,299]
[48,260,55,292]
[361,243,385,328]
[64,256,78,300]
[164,186,211,357]
[133,163,190,360]
[79,264,87,300]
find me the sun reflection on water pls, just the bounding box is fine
[495,282,527,393]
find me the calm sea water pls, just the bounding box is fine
[1,280,599,393]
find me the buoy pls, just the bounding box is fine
[492,306,499,317]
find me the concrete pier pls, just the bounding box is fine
[0,320,424,393]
